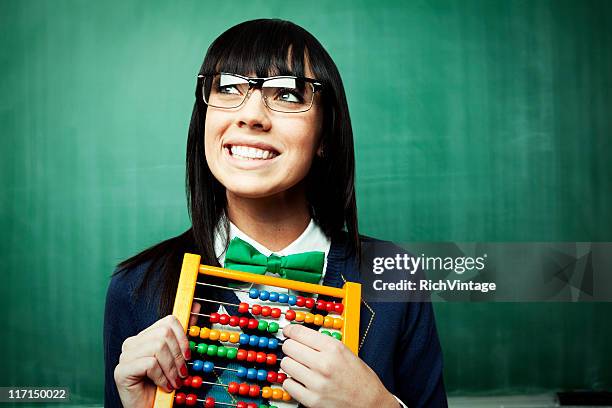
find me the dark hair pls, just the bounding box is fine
[116,18,359,316]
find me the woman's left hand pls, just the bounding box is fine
[281,324,399,408]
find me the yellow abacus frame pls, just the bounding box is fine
[153,253,361,407]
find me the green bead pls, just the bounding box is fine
[257,320,268,331]
[320,330,331,336]
[259,405,268,408]
[217,346,227,358]
[332,332,342,340]
[206,345,218,356]
[196,343,208,354]
[226,347,237,359]
[267,322,279,333]
[189,341,196,351]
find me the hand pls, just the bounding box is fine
[113,302,201,408]
[280,324,398,408]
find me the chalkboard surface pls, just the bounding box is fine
[1,0,610,403]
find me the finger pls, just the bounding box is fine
[282,378,318,408]
[283,324,333,352]
[280,356,322,389]
[282,338,320,369]
[115,356,174,393]
[155,338,185,389]
[189,302,201,327]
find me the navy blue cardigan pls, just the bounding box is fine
[104,233,447,407]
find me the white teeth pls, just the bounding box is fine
[229,145,277,160]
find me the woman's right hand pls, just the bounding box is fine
[113,303,201,408]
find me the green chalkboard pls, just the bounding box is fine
[1,0,611,403]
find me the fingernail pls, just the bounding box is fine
[175,378,183,388]
[185,349,191,360]
[180,365,188,377]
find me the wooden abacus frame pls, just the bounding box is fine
[153,253,361,407]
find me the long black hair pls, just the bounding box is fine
[116,18,359,316]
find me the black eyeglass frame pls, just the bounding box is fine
[196,72,324,113]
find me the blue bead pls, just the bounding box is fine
[288,295,297,306]
[239,334,249,345]
[278,293,289,303]
[236,366,247,378]
[268,338,279,350]
[249,335,259,347]
[258,337,268,348]
[257,369,267,381]
[259,290,270,301]
[192,360,203,371]
[247,368,257,380]
[203,361,214,373]
[269,292,279,302]
[249,288,260,299]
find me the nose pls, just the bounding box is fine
[235,88,272,131]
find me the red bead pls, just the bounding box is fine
[236,349,247,361]
[270,308,282,318]
[296,296,305,307]
[239,382,250,395]
[267,371,277,383]
[304,298,315,309]
[236,402,247,408]
[246,404,257,408]
[266,353,277,365]
[209,312,220,323]
[229,315,240,326]
[204,397,215,408]
[276,372,287,383]
[182,376,192,387]
[256,351,266,363]
[246,350,256,362]
[326,302,334,312]
[185,394,197,406]
[239,317,249,327]
[175,392,186,405]
[261,306,271,316]
[334,303,344,314]
[316,299,326,310]
[247,319,258,329]
[251,304,262,315]
[285,310,296,321]
[219,314,230,325]
[249,384,260,397]
[191,376,203,388]
[228,382,239,394]
[238,302,249,313]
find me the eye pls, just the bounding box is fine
[276,88,304,103]
[218,85,240,95]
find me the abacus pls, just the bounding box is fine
[153,253,361,408]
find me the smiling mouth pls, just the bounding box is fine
[225,144,280,160]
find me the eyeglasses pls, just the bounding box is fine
[197,72,323,113]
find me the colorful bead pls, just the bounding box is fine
[269,292,279,302]
[261,306,271,316]
[295,311,305,322]
[226,347,238,359]
[196,343,207,354]
[258,337,268,348]
[282,390,291,401]
[316,300,326,311]
[217,346,227,358]
[229,316,240,326]
[276,372,287,383]
[251,304,262,315]
[237,366,247,378]
[209,329,220,341]
[267,371,277,383]
[249,335,259,347]
[266,353,277,365]
[191,376,203,388]
[248,319,259,329]
[256,351,267,364]
[246,350,256,362]
[326,302,334,312]
[272,388,283,399]
[332,332,342,340]
[220,331,230,342]
[236,402,246,408]
[257,369,267,381]
[199,327,210,340]
[229,332,240,343]
[287,295,297,305]
[247,403,257,408]
[236,349,247,360]
[238,302,249,314]
[247,368,257,380]
[313,314,324,326]
[239,333,249,345]
[334,303,344,314]
[262,386,272,399]
[270,308,282,318]
[267,322,279,333]
[189,341,196,351]
[219,314,230,325]
[285,310,296,321]
[249,288,260,299]
[239,382,250,395]
[228,382,239,394]
[259,290,270,300]
[278,293,289,303]
[268,338,279,349]
[296,296,306,307]
[332,318,343,330]
[304,298,315,309]
[209,313,220,323]
[183,376,192,387]
[203,361,214,373]
[192,359,203,371]
[206,344,217,356]
[175,392,186,404]
[204,397,215,408]
[249,384,260,397]
[323,316,333,328]
[257,320,268,331]
[185,394,197,406]
[188,326,200,337]
[239,317,249,327]
[321,330,331,336]
[304,313,315,324]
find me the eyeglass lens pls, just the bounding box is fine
[203,73,315,113]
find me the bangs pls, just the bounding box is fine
[201,19,309,78]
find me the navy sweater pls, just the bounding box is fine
[104,233,447,407]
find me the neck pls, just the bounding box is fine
[226,186,311,252]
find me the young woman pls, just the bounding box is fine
[104,18,447,408]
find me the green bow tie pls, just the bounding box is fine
[223,237,324,284]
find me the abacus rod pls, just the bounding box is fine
[194,296,239,308]
[196,281,251,293]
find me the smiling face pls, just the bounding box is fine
[204,64,324,201]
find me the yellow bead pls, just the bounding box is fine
[229,332,240,343]
[323,316,333,328]
[209,329,220,341]
[262,387,272,399]
[333,318,343,330]
[272,388,283,400]
[304,313,315,324]
[313,314,324,326]
[199,327,210,339]
[188,326,200,337]
[219,331,230,342]
[295,311,305,322]
[282,390,292,401]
